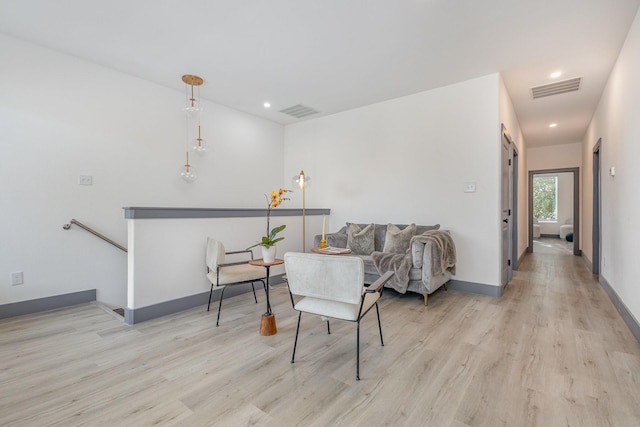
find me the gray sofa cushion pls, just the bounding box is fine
[315,223,441,251]
[346,223,375,255]
[382,223,416,254]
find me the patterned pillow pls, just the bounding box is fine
[346,223,375,255]
[382,223,416,254]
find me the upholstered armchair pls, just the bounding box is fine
[284,252,393,380]
[205,237,267,326]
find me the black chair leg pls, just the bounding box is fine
[207,284,214,311]
[216,286,226,327]
[375,302,384,346]
[356,320,361,380]
[291,312,301,363]
[327,319,331,334]
[251,283,257,303]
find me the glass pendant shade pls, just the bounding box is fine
[191,125,208,155]
[180,152,198,183]
[183,74,203,119]
[185,100,200,119]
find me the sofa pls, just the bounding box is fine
[313,223,456,305]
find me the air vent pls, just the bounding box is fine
[531,77,581,99]
[278,104,320,118]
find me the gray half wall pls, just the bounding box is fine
[0,289,96,319]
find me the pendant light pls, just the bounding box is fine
[180,74,204,182]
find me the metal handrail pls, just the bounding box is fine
[63,219,127,252]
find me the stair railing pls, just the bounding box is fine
[63,219,127,252]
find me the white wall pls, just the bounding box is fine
[582,9,640,322]
[0,34,285,308]
[527,143,582,170]
[284,74,502,287]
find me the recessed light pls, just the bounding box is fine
[263,102,271,108]
[550,71,562,78]
[549,123,558,128]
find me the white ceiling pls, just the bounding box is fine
[1,0,639,147]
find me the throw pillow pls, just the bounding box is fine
[382,223,416,254]
[346,223,375,255]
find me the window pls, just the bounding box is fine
[533,175,558,221]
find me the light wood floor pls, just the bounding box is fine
[2,248,640,426]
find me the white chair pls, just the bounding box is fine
[206,237,266,326]
[284,252,393,380]
[559,219,573,240]
[533,217,541,238]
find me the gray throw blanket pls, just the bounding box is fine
[371,230,456,294]
[371,251,413,293]
[411,230,457,277]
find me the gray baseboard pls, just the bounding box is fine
[598,275,640,343]
[540,233,560,238]
[124,274,286,324]
[448,279,502,297]
[0,289,96,319]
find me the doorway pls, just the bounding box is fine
[528,167,581,256]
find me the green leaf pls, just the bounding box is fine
[270,237,284,245]
[269,224,286,239]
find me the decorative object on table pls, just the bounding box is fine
[284,252,393,380]
[311,246,351,255]
[319,215,327,248]
[292,170,311,251]
[179,74,207,183]
[247,188,291,263]
[205,237,266,326]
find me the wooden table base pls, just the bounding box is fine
[260,313,277,336]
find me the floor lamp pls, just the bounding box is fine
[293,170,311,251]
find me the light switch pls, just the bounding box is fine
[463,182,476,193]
[609,167,615,176]
[79,175,93,185]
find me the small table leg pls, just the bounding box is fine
[260,266,277,336]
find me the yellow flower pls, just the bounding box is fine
[248,188,292,250]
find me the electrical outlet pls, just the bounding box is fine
[11,271,24,286]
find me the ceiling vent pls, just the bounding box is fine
[531,77,582,99]
[278,104,320,118]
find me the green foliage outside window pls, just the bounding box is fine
[533,176,557,221]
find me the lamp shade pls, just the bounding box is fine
[293,170,311,189]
